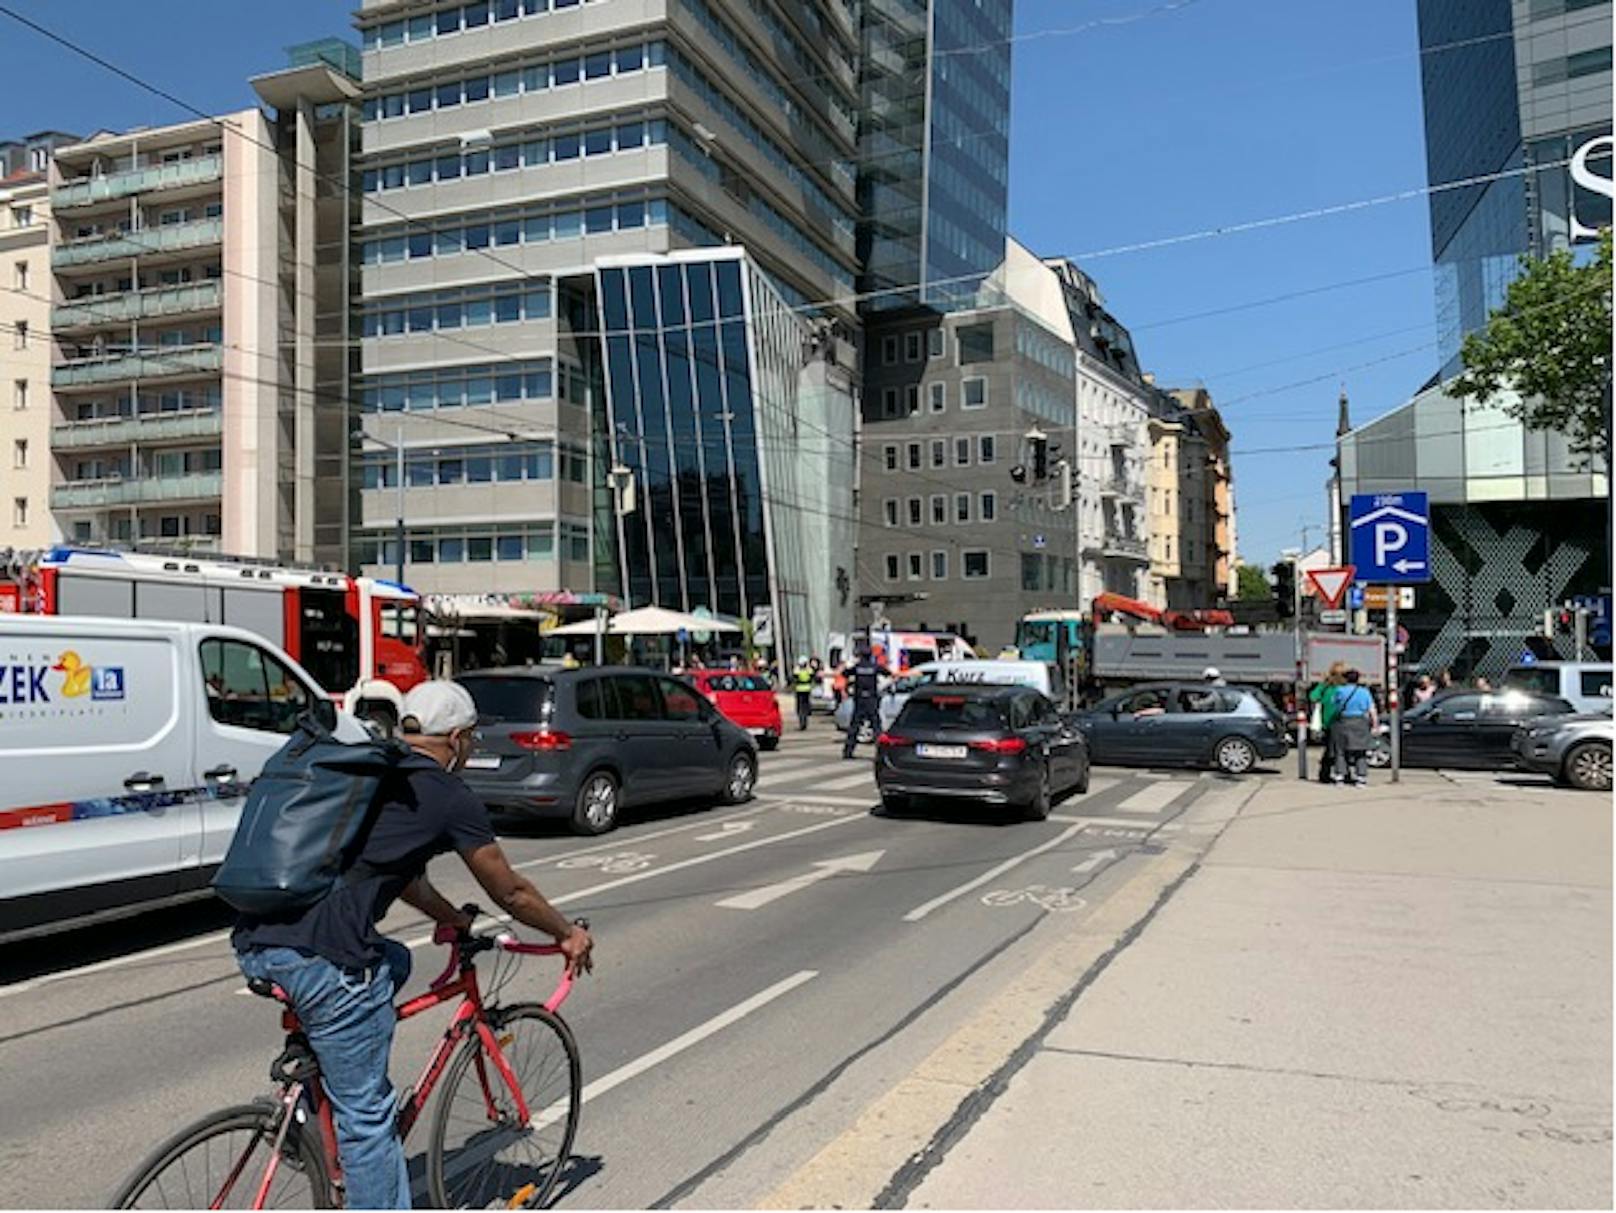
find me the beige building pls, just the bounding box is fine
[1146,383,1236,608]
[45,48,358,563]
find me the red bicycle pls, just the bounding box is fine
[111,908,585,1210]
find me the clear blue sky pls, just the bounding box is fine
[2,0,1441,565]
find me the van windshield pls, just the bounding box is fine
[460,676,552,723]
[1502,667,1558,696]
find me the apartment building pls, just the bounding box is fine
[1144,383,1236,608]
[0,132,78,549]
[46,49,359,562]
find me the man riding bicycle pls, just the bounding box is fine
[234,681,593,1210]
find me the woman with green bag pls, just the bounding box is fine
[1308,661,1348,783]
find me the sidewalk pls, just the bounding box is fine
[902,771,1612,1209]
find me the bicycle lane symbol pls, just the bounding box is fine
[979,885,1087,912]
[556,851,656,874]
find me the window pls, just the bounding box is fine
[200,639,311,735]
[611,674,662,720]
[884,554,899,581]
[929,382,945,413]
[931,550,947,580]
[904,332,922,362]
[881,387,898,418]
[907,552,923,581]
[883,444,898,471]
[955,493,971,523]
[907,498,922,526]
[12,439,25,469]
[575,676,618,720]
[930,440,946,468]
[906,442,921,470]
[962,550,990,579]
[954,437,971,467]
[883,498,898,527]
[957,323,994,364]
[930,495,946,524]
[12,320,25,350]
[881,334,898,365]
[12,379,25,411]
[11,497,25,528]
[1582,671,1613,698]
[927,328,944,357]
[962,377,987,409]
[906,385,919,415]
[11,205,32,228]
[12,261,26,291]
[657,677,704,721]
[978,434,995,463]
[29,147,47,172]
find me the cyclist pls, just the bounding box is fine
[234,680,593,1210]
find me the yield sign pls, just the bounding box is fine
[1305,566,1356,609]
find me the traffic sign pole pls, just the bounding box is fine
[1387,590,1400,784]
[1295,560,1307,781]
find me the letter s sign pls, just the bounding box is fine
[1569,135,1614,242]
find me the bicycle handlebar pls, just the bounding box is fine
[427,903,590,1009]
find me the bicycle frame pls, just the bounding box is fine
[231,933,571,1209]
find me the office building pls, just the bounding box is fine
[350,0,864,657]
[0,132,78,549]
[1417,0,1611,375]
[46,46,360,562]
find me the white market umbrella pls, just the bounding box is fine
[547,606,742,636]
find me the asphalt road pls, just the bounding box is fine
[0,725,1239,1209]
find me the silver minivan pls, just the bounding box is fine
[1502,662,1613,715]
[0,615,354,943]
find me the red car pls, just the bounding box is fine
[686,670,782,749]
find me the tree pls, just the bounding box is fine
[1452,228,1613,465]
[1235,563,1271,601]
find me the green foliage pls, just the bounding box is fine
[1235,563,1271,601]
[1452,228,1613,464]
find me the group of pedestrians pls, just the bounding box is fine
[1309,662,1379,787]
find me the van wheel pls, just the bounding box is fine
[722,752,757,804]
[571,772,619,836]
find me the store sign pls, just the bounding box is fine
[1570,134,1614,241]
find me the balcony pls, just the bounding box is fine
[1106,422,1136,447]
[1099,474,1144,502]
[52,218,223,269]
[52,345,223,389]
[53,408,223,449]
[52,472,224,510]
[52,155,223,209]
[53,282,222,331]
[1101,532,1149,561]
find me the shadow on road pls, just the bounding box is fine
[0,896,236,986]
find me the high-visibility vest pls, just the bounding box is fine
[792,667,814,692]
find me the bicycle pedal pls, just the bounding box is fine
[506,1182,538,1208]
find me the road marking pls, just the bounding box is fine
[556,851,655,873]
[716,850,885,910]
[1071,848,1119,874]
[1116,781,1190,813]
[816,768,876,792]
[758,757,830,778]
[694,820,756,841]
[511,800,775,873]
[1079,776,1120,796]
[529,969,818,1130]
[757,793,871,807]
[980,885,1087,912]
[902,822,1089,922]
[1049,814,1163,828]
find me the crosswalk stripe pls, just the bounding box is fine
[1116,781,1190,813]
[816,768,876,792]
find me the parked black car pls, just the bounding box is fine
[875,684,1090,820]
[1073,682,1289,774]
[457,666,759,834]
[1386,689,1575,770]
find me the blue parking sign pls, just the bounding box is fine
[1349,492,1431,584]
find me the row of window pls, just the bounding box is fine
[61,329,222,360]
[68,447,221,483]
[67,513,221,543]
[359,282,552,339]
[362,0,594,49]
[67,385,222,421]
[359,197,668,266]
[357,442,587,489]
[882,549,991,582]
[356,359,568,414]
[1532,46,1612,86]
[877,377,989,420]
[360,39,664,123]
[354,521,591,566]
[882,434,997,472]
[882,490,999,528]
[877,322,995,367]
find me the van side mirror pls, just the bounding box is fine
[312,698,339,732]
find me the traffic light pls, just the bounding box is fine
[1027,428,1048,481]
[1053,460,1073,510]
[1272,560,1296,618]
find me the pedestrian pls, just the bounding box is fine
[1328,669,1378,787]
[1308,661,1348,783]
[1435,667,1453,691]
[1474,675,1493,692]
[791,655,814,730]
[842,647,882,760]
[1412,673,1435,705]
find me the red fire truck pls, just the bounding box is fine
[1,547,428,710]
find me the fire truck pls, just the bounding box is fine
[0,547,428,711]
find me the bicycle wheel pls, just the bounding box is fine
[110,1102,331,1209]
[428,1003,581,1210]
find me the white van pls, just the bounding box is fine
[1502,662,1613,715]
[836,659,1065,736]
[0,615,358,943]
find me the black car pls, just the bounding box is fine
[1073,682,1289,774]
[1390,688,1575,770]
[457,666,759,834]
[874,684,1090,819]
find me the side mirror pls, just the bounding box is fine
[1110,705,1122,718]
[312,697,339,732]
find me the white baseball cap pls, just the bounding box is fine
[400,680,479,736]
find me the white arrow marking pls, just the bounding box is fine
[1391,558,1426,573]
[716,850,885,911]
[695,820,756,841]
[1071,848,1119,874]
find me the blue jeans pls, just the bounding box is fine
[238,943,413,1210]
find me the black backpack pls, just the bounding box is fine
[212,713,421,916]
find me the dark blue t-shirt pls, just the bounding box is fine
[233,761,496,970]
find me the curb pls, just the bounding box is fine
[756,778,1260,1211]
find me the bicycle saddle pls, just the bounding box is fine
[245,977,291,1004]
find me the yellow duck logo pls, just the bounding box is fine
[52,650,92,698]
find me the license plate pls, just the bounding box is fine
[916,743,968,760]
[749,728,770,737]
[464,755,502,770]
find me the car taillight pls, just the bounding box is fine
[970,737,1027,755]
[877,733,913,747]
[510,729,572,751]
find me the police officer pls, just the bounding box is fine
[843,648,882,760]
[791,656,814,730]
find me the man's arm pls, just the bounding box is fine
[461,842,593,972]
[400,877,473,932]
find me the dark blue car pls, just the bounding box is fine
[1073,683,1288,774]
